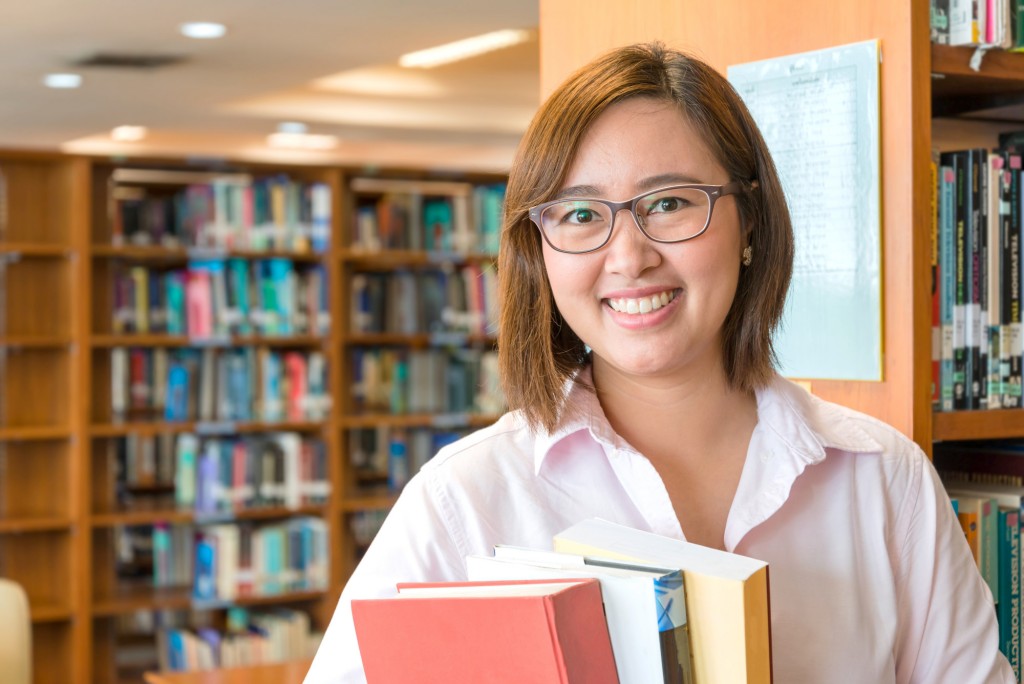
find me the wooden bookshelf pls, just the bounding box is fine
[0,153,507,682]
[0,151,86,684]
[338,173,505,580]
[80,160,342,684]
[928,44,1024,444]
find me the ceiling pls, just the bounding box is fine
[0,0,539,172]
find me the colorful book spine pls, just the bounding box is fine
[940,165,957,411]
[998,508,1020,679]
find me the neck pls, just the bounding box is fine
[591,356,758,465]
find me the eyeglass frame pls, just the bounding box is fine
[528,180,757,255]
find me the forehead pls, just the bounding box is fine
[563,97,725,195]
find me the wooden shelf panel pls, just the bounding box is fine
[0,516,72,534]
[90,244,327,263]
[344,332,497,347]
[91,334,325,348]
[30,602,73,623]
[0,425,71,442]
[0,335,71,349]
[932,44,1024,87]
[341,249,496,269]
[933,409,1024,442]
[92,585,192,615]
[341,494,398,512]
[90,420,324,437]
[932,44,1024,119]
[340,412,500,429]
[0,242,69,257]
[92,584,326,616]
[90,504,327,527]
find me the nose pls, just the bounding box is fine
[602,207,660,277]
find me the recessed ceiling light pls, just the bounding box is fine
[111,126,147,142]
[399,29,532,68]
[180,22,227,39]
[266,132,338,150]
[44,73,82,89]
[277,122,308,134]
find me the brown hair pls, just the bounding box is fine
[498,42,794,433]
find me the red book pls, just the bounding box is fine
[186,269,213,338]
[352,578,619,684]
[284,352,307,421]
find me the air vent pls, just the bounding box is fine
[72,53,186,69]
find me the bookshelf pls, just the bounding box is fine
[0,151,507,683]
[337,172,506,579]
[929,44,1024,446]
[0,151,88,684]
[83,161,343,684]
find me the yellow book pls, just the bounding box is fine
[554,518,771,684]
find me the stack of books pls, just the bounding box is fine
[352,518,772,683]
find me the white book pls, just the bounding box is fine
[111,347,128,418]
[949,0,975,44]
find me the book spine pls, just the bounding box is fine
[1009,165,1023,406]
[954,152,969,409]
[998,509,1021,678]
[932,156,941,409]
[940,165,957,411]
[989,155,1003,407]
[971,149,986,409]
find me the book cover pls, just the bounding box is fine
[467,546,694,684]
[997,508,1020,678]
[959,509,981,566]
[950,495,999,599]
[554,518,771,684]
[940,164,956,411]
[353,578,620,684]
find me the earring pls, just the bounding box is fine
[742,245,753,267]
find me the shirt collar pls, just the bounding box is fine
[754,374,884,465]
[532,367,883,475]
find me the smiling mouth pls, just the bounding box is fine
[605,289,680,314]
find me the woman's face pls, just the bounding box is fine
[541,97,746,384]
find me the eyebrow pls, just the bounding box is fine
[554,173,706,200]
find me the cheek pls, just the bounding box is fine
[542,248,593,305]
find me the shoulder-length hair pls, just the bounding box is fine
[498,42,794,433]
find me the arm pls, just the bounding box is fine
[303,467,467,684]
[893,450,1013,684]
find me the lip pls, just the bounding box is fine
[601,285,680,300]
[602,287,682,330]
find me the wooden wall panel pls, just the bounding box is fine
[539,0,932,444]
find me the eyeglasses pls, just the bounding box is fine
[529,181,755,254]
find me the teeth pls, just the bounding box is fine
[607,290,677,314]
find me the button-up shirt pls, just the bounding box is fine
[305,371,1013,683]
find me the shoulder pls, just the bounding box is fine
[761,376,929,509]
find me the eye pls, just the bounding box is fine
[550,201,604,226]
[648,195,690,214]
[563,207,596,224]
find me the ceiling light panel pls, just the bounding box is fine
[399,29,532,68]
[180,22,227,39]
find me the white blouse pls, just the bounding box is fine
[305,371,1013,683]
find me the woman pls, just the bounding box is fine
[306,43,1011,683]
